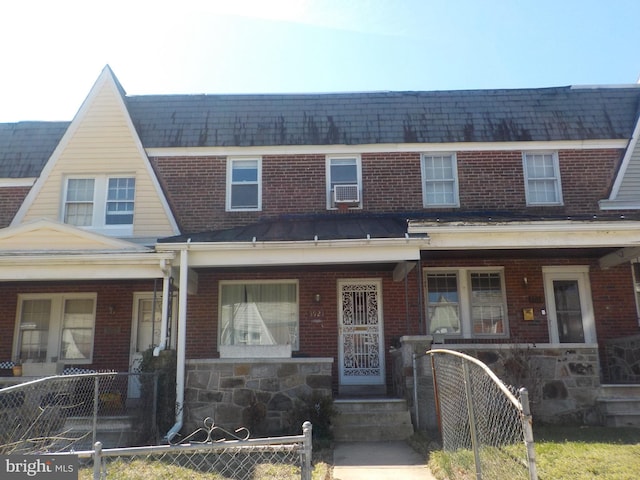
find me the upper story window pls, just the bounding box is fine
[106,177,135,225]
[63,176,135,236]
[326,156,362,209]
[523,152,563,205]
[421,153,459,207]
[14,293,96,364]
[227,157,261,211]
[425,268,507,338]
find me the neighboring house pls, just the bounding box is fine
[1,66,640,436]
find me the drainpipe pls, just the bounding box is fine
[164,245,189,442]
[153,261,172,357]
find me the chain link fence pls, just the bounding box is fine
[0,372,157,454]
[67,420,313,480]
[428,349,537,480]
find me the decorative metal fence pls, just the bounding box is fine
[0,372,157,454]
[428,349,537,480]
[71,420,313,480]
[602,334,640,384]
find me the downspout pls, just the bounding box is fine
[164,244,189,442]
[153,260,172,357]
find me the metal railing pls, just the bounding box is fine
[0,372,157,454]
[428,349,537,480]
[602,334,640,384]
[70,420,313,480]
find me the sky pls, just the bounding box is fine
[0,0,639,123]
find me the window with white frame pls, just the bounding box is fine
[63,176,135,235]
[227,158,261,211]
[523,152,563,205]
[425,268,507,337]
[218,281,299,349]
[326,156,361,208]
[421,153,459,207]
[14,293,96,363]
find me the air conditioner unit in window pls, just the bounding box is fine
[334,184,360,203]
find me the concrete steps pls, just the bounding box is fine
[333,398,414,442]
[63,415,142,449]
[597,385,640,427]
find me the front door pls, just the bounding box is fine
[338,279,385,392]
[543,266,596,344]
[129,294,164,398]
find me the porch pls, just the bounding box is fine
[391,335,640,430]
[0,371,156,452]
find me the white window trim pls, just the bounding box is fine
[62,174,135,236]
[542,265,596,344]
[425,267,508,339]
[523,151,564,206]
[325,155,362,210]
[217,279,299,354]
[421,152,460,207]
[13,292,97,364]
[226,157,262,212]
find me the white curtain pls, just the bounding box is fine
[220,283,298,347]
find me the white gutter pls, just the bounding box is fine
[165,246,189,442]
[145,138,627,158]
[408,219,640,234]
[153,262,172,357]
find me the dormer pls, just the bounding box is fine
[11,66,178,242]
[600,107,640,210]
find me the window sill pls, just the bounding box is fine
[218,344,292,359]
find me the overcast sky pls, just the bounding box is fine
[1,0,638,122]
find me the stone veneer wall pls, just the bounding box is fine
[184,358,333,436]
[468,344,602,424]
[394,337,603,429]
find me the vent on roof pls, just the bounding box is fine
[334,184,360,203]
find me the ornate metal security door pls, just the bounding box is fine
[338,279,385,386]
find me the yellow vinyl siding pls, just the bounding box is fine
[21,77,174,237]
[0,228,113,250]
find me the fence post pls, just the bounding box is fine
[301,421,312,480]
[93,375,100,446]
[93,441,102,480]
[462,361,482,480]
[519,388,538,480]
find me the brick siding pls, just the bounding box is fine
[152,149,625,234]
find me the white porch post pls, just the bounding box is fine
[165,246,188,442]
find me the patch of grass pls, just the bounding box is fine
[422,426,640,480]
[78,454,331,480]
[533,426,640,480]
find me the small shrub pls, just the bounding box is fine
[139,348,177,441]
[287,392,338,444]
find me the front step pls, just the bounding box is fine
[63,415,142,449]
[333,398,414,442]
[597,385,640,427]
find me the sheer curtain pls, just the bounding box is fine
[220,283,298,348]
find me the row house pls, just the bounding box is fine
[1,66,640,437]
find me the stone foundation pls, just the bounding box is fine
[393,337,603,429]
[184,358,333,436]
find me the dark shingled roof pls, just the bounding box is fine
[2,85,640,178]
[158,215,411,243]
[127,87,640,148]
[0,122,69,177]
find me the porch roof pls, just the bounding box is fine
[158,214,415,243]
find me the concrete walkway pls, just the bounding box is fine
[332,441,438,480]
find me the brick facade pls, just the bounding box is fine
[0,280,159,372]
[153,149,626,234]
